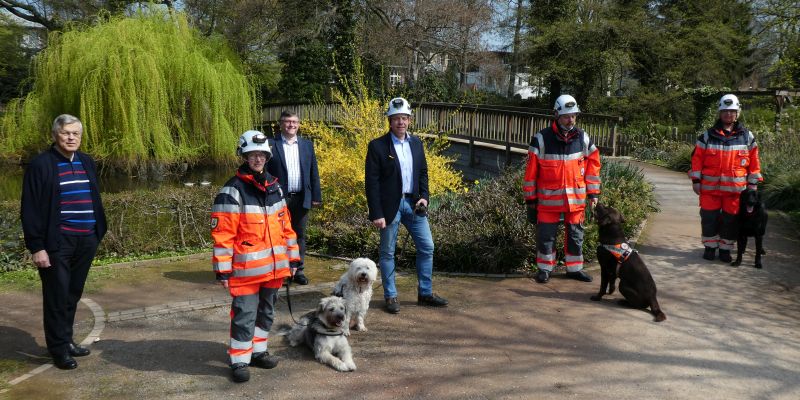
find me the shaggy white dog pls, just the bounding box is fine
[332,258,378,336]
[285,296,356,372]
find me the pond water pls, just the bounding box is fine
[0,163,235,202]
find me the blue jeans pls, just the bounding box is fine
[379,198,434,299]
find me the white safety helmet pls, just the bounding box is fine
[386,97,412,117]
[237,130,272,157]
[718,94,740,112]
[553,94,580,116]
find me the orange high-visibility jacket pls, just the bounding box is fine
[211,170,300,288]
[688,123,762,196]
[523,122,602,212]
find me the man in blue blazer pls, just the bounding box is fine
[365,97,448,314]
[267,111,322,285]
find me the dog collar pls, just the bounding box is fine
[311,318,345,337]
[601,242,636,264]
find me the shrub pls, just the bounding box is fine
[308,157,657,274]
[0,186,216,272]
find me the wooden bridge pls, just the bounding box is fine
[261,102,630,160]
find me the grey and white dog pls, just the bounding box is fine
[285,296,356,372]
[332,257,378,336]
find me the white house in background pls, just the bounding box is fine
[464,51,543,99]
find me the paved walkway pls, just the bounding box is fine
[2,160,799,400]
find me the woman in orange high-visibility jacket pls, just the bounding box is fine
[688,94,762,263]
[524,95,602,284]
[211,130,300,383]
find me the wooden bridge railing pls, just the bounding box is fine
[262,102,625,157]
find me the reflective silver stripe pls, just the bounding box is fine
[568,198,586,205]
[539,199,564,206]
[584,175,600,181]
[541,152,584,161]
[528,146,539,156]
[701,185,744,193]
[254,327,269,340]
[285,237,298,246]
[253,327,269,353]
[230,338,251,350]
[587,184,601,191]
[267,201,286,215]
[253,342,267,354]
[747,173,762,183]
[564,254,583,262]
[523,180,535,187]
[702,175,721,182]
[719,176,746,183]
[218,186,241,204]
[230,354,251,364]
[536,133,545,155]
[213,261,232,273]
[234,248,274,263]
[537,187,586,196]
[523,191,535,197]
[688,171,701,179]
[537,252,556,261]
[695,140,707,149]
[214,247,233,257]
[587,144,597,153]
[275,259,290,270]
[536,263,553,272]
[233,264,275,278]
[273,246,287,255]
[288,249,301,259]
[749,141,758,150]
[242,205,266,214]
[212,204,240,213]
[704,144,749,151]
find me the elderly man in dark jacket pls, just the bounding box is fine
[21,114,107,370]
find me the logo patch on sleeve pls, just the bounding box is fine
[211,217,219,230]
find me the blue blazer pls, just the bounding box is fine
[267,134,322,210]
[365,132,429,221]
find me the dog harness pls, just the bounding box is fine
[310,317,345,337]
[601,242,636,264]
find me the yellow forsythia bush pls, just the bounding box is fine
[304,82,463,224]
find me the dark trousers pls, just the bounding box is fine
[38,234,99,356]
[285,193,309,270]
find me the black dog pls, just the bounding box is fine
[591,203,666,322]
[732,189,768,269]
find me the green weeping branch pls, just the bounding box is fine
[0,11,258,171]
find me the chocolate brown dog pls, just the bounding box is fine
[591,203,666,322]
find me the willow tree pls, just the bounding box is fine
[0,11,257,170]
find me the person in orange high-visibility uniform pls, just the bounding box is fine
[688,94,762,263]
[211,130,301,383]
[524,94,602,284]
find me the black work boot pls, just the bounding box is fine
[231,363,250,383]
[251,352,279,369]
[718,249,732,263]
[534,269,550,283]
[566,270,593,282]
[702,246,716,261]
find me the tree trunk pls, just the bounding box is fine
[507,0,524,98]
